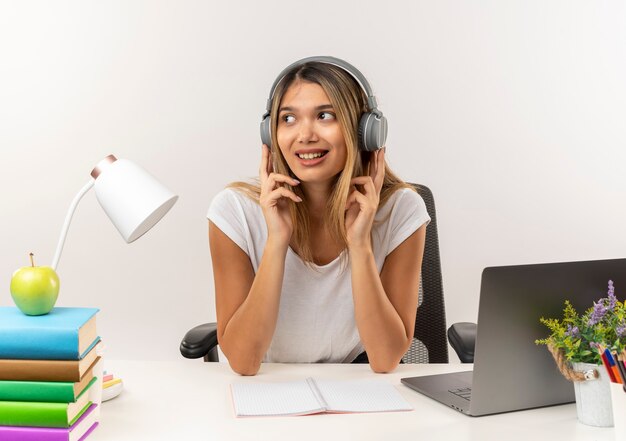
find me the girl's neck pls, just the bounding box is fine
[300,181,333,221]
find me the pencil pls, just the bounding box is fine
[605,349,622,383]
[599,347,617,383]
[612,351,626,385]
[617,355,626,393]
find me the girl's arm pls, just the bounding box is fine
[210,221,289,376]
[349,226,425,373]
[345,149,425,372]
[211,145,300,376]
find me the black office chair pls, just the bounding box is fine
[180,183,476,364]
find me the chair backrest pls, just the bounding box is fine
[401,183,449,363]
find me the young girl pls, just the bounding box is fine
[207,57,430,375]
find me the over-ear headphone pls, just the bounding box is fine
[260,56,388,152]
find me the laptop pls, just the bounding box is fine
[401,258,626,416]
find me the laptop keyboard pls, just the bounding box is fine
[448,387,472,401]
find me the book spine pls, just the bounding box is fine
[0,401,69,428]
[0,381,75,402]
[0,328,79,360]
[0,425,69,441]
[0,360,81,382]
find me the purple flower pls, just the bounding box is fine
[607,280,617,311]
[565,324,580,338]
[617,322,626,338]
[588,301,608,326]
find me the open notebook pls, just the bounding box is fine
[230,377,413,417]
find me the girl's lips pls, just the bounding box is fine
[295,151,329,167]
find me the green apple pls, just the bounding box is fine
[10,253,60,316]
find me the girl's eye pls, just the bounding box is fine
[282,115,295,123]
[319,112,335,120]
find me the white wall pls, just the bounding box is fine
[1,1,625,362]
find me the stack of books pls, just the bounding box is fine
[0,307,103,441]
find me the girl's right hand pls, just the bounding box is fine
[259,144,302,246]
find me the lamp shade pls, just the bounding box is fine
[91,155,178,243]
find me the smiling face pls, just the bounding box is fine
[276,80,348,185]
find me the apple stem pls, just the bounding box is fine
[29,253,35,267]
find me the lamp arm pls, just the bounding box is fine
[51,178,95,271]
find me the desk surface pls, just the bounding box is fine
[92,361,615,441]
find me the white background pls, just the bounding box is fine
[1,1,625,362]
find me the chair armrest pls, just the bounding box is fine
[447,322,476,363]
[180,323,219,362]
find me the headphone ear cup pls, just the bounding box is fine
[260,116,272,149]
[358,112,388,152]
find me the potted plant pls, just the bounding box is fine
[536,280,625,427]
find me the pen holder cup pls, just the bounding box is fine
[571,362,613,427]
[610,382,626,439]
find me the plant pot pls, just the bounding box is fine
[571,362,613,427]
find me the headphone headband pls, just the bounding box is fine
[264,56,379,116]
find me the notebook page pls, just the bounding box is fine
[231,380,325,417]
[313,379,413,413]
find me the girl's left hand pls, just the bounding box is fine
[345,148,385,250]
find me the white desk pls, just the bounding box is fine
[92,361,615,441]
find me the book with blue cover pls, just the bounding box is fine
[0,307,100,361]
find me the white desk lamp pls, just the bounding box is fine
[10,154,178,316]
[52,154,178,270]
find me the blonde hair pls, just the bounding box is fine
[229,61,414,268]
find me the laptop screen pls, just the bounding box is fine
[468,258,626,415]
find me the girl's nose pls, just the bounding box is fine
[297,120,318,144]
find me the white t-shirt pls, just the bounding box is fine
[207,187,430,363]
